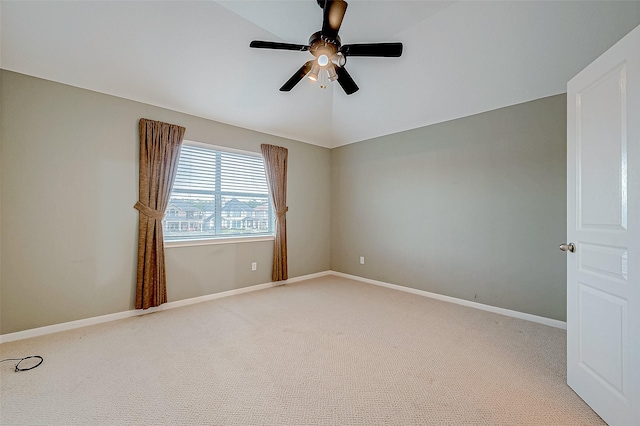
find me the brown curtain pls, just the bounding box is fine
[261,144,289,281]
[134,118,185,309]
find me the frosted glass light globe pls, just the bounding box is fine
[317,54,329,67]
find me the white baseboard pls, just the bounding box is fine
[0,269,564,343]
[279,270,332,285]
[329,271,567,330]
[0,271,332,344]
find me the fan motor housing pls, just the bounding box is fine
[308,31,340,58]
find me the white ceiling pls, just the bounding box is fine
[2,1,639,148]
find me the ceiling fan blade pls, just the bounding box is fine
[280,61,314,92]
[335,66,359,95]
[340,42,403,57]
[250,41,309,51]
[322,0,348,40]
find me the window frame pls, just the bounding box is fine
[163,140,275,248]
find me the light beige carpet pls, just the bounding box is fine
[1,276,604,425]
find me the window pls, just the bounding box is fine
[163,142,274,242]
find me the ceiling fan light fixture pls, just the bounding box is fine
[308,62,320,81]
[327,64,338,81]
[332,53,346,67]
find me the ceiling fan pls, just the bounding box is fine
[249,0,403,95]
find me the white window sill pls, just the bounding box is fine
[165,235,274,248]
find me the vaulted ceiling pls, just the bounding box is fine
[2,1,639,148]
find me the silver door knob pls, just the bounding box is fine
[559,243,576,253]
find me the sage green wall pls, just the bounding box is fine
[331,95,567,321]
[0,70,331,334]
[0,70,569,333]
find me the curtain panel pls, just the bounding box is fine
[134,118,185,309]
[261,144,289,281]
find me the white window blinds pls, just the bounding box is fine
[163,143,274,241]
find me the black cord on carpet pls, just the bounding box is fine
[0,356,43,372]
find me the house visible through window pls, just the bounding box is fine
[163,142,274,241]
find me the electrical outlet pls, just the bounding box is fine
[251,262,257,271]
[360,256,365,265]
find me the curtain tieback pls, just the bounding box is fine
[276,207,288,218]
[134,201,165,220]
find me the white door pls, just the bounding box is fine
[566,25,640,425]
